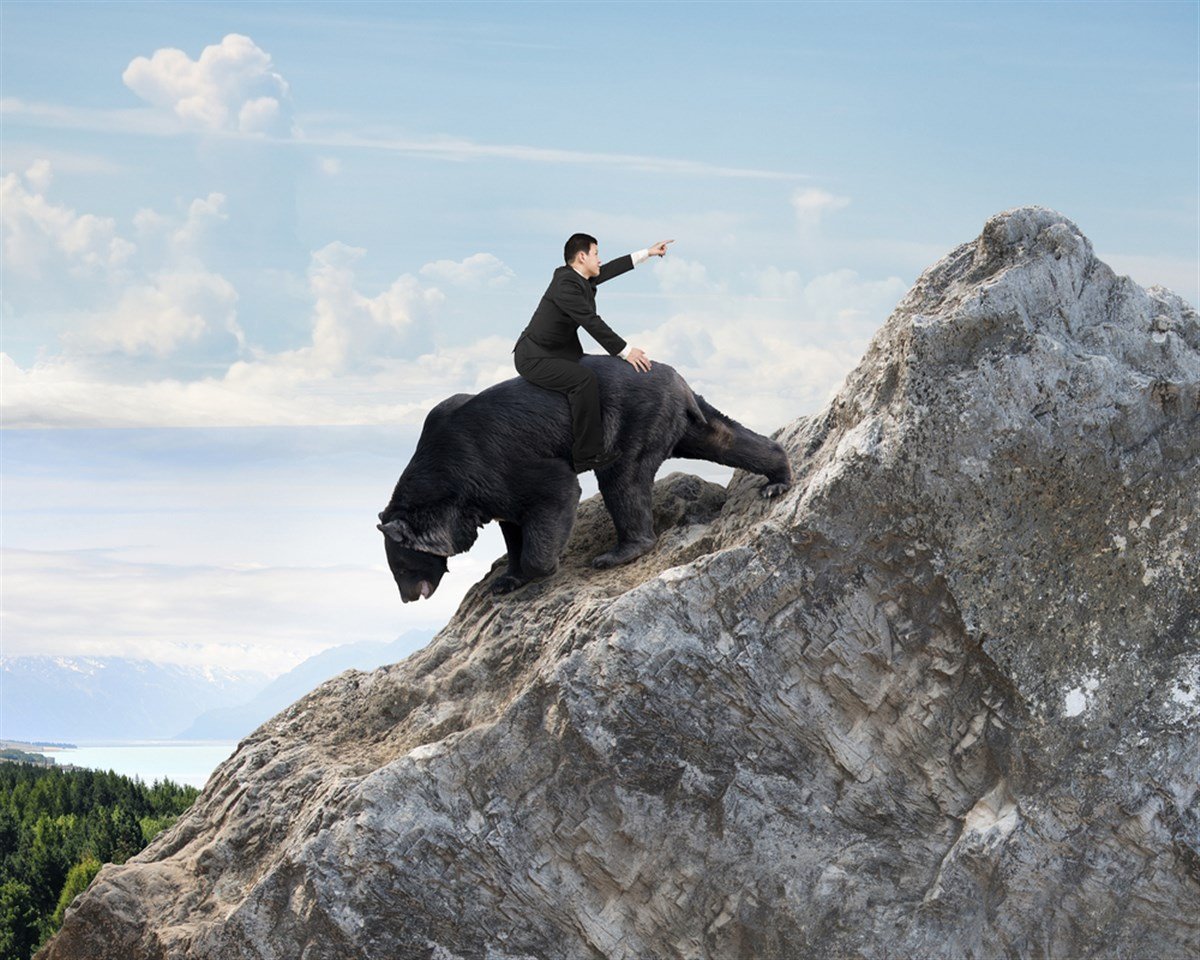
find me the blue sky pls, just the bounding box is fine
[1,1,1197,677]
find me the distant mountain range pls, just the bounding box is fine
[0,657,267,741]
[176,630,435,740]
[1,631,436,743]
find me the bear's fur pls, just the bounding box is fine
[379,356,791,599]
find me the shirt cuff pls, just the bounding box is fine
[632,249,650,266]
[619,345,631,359]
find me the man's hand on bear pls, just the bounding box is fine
[625,347,652,373]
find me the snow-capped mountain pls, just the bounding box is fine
[0,656,268,741]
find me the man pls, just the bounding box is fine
[513,233,673,472]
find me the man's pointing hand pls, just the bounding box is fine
[649,240,674,257]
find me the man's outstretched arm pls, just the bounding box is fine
[596,239,675,285]
[595,254,636,286]
[595,239,674,371]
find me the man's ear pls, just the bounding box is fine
[377,518,411,544]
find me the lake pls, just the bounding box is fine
[37,741,239,789]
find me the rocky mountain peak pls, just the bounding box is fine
[42,207,1198,960]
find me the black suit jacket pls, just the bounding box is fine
[514,255,636,361]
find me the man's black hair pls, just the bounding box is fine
[564,233,598,265]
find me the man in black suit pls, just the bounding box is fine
[514,233,673,472]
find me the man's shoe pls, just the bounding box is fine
[573,449,621,473]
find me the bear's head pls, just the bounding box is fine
[378,518,449,603]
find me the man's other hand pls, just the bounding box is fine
[625,347,652,372]
[649,240,674,257]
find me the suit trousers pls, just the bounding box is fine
[513,342,604,464]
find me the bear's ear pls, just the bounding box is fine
[377,518,411,544]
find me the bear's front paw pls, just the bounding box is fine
[760,481,791,499]
[490,573,527,595]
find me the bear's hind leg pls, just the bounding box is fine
[593,459,658,569]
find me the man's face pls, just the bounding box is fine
[577,243,601,278]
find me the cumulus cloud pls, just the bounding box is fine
[752,265,803,299]
[284,241,445,374]
[419,252,515,288]
[791,187,851,230]
[173,192,229,251]
[122,33,294,136]
[0,162,902,437]
[1,239,518,428]
[63,269,242,358]
[1,176,514,427]
[651,255,726,297]
[2,165,244,362]
[631,261,908,432]
[130,191,229,269]
[3,245,909,433]
[1,160,135,279]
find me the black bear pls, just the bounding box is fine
[379,356,792,601]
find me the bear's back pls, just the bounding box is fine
[418,357,688,458]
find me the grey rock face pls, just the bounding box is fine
[41,207,1199,960]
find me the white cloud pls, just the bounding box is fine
[0,96,189,137]
[2,242,909,432]
[286,241,445,374]
[629,262,908,433]
[752,265,803,299]
[63,269,242,358]
[651,255,726,296]
[129,191,230,270]
[1,161,135,280]
[24,158,52,193]
[0,548,412,675]
[419,252,515,288]
[172,192,229,251]
[791,187,851,230]
[0,160,899,435]
[237,95,282,134]
[0,145,129,178]
[1,186,529,426]
[0,330,523,429]
[317,156,342,176]
[2,167,243,361]
[121,34,294,136]
[294,126,808,179]
[3,96,806,180]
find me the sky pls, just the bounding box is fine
[2,1,1197,678]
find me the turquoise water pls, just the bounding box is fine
[39,741,238,789]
